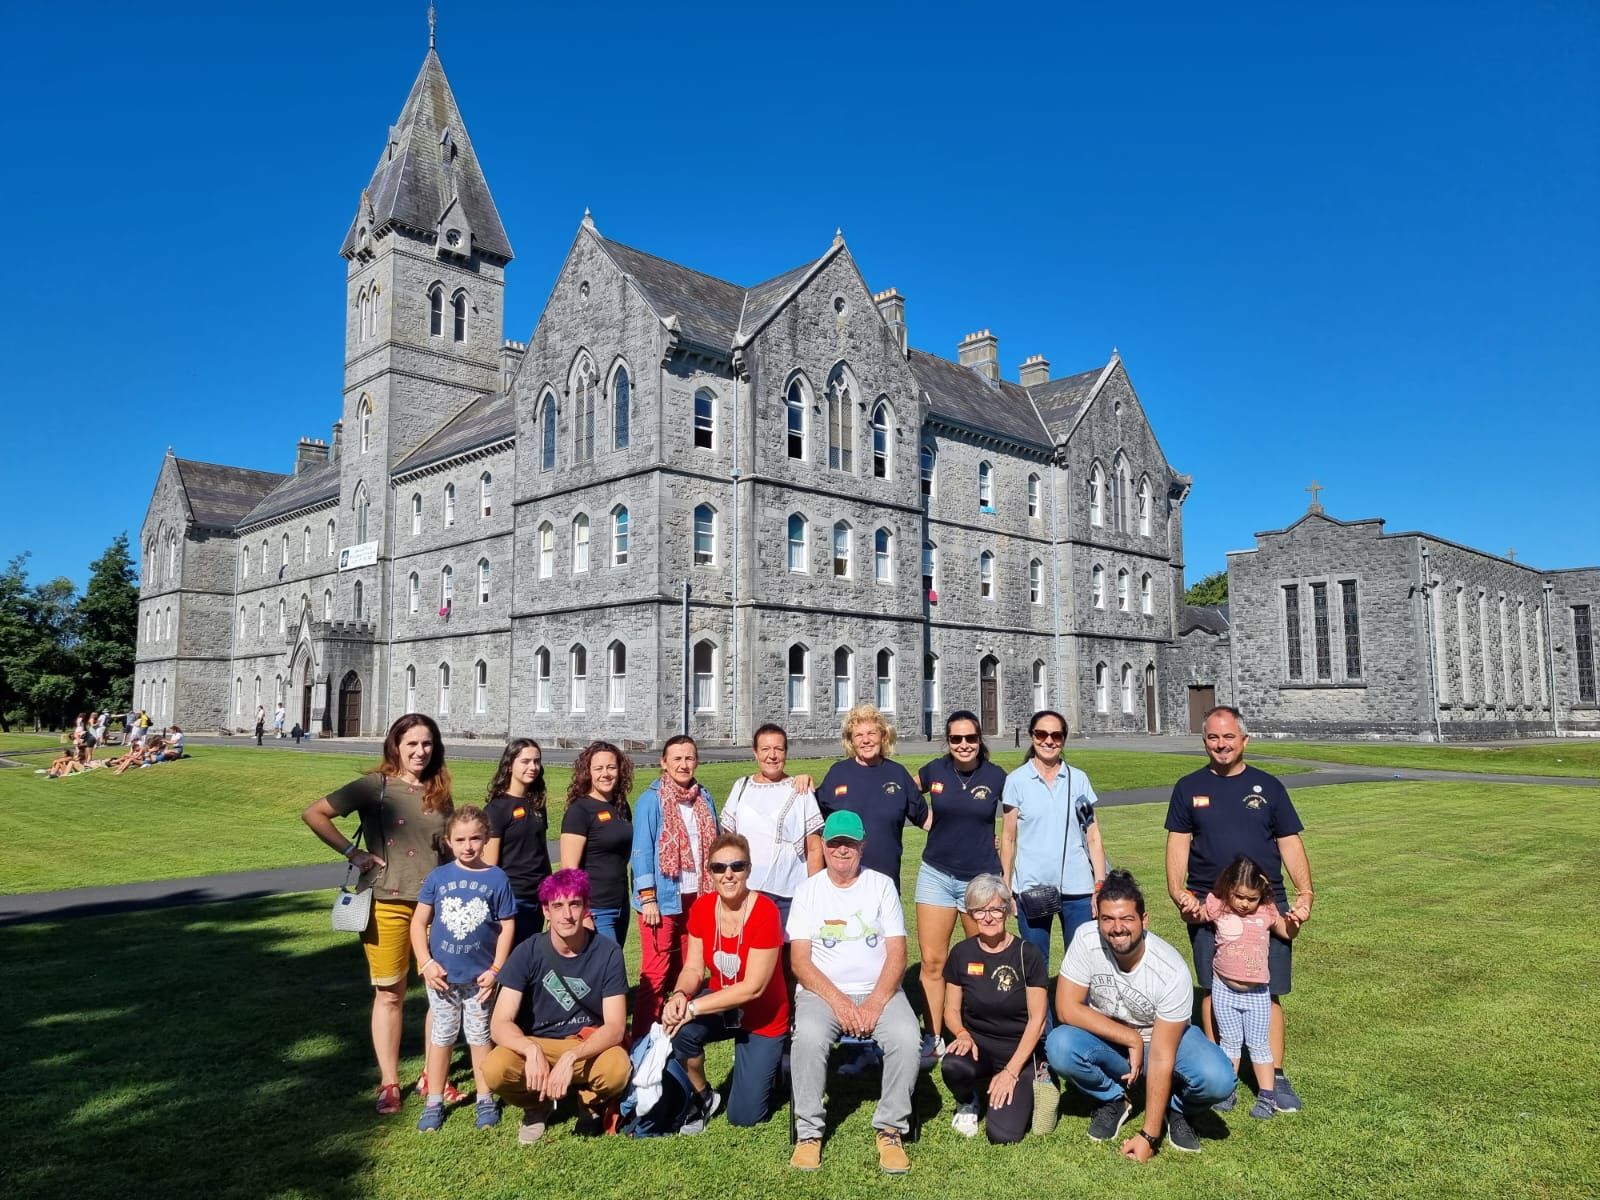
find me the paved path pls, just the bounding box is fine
[7,760,1589,926]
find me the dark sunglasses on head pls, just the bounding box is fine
[947,733,980,745]
[708,860,750,875]
[1031,729,1064,743]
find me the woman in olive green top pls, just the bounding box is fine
[303,713,453,1115]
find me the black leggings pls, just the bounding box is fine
[939,1038,1035,1144]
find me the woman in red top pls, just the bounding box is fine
[660,832,789,1132]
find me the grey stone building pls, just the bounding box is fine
[1224,508,1600,739]
[134,44,1202,743]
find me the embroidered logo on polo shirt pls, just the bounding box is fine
[931,781,945,794]
[972,785,993,802]
[1193,796,1210,808]
[1245,795,1266,809]
[966,961,985,976]
[884,782,901,795]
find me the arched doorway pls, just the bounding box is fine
[979,655,1000,736]
[338,671,362,737]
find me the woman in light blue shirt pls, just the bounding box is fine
[999,710,1107,968]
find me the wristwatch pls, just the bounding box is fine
[1138,1129,1162,1151]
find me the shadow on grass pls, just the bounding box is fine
[8,894,390,1200]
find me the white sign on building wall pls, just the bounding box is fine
[338,541,380,571]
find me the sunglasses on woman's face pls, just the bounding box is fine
[708,860,750,875]
[947,734,980,745]
[1031,729,1065,743]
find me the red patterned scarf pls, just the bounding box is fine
[658,775,716,894]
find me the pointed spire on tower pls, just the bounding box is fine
[428,3,437,49]
[340,44,513,261]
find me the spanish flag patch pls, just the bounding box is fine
[597,810,612,822]
[931,781,944,794]
[834,785,848,796]
[512,806,526,820]
[966,962,985,976]
[1192,796,1210,808]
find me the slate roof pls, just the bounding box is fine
[908,349,1052,448]
[394,392,514,476]
[239,460,342,528]
[340,50,512,261]
[1029,366,1105,438]
[1179,604,1231,636]
[173,459,288,529]
[594,237,749,354]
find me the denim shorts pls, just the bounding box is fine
[914,859,972,911]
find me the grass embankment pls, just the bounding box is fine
[0,746,1230,894]
[7,781,1599,1198]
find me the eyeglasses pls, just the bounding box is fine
[1031,729,1064,743]
[708,860,749,875]
[825,840,861,850]
[970,906,1008,920]
[947,734,980,745]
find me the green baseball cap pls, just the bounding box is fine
[822,811,866,843]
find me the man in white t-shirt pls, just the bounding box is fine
[1044,870,1234,1159]
[786,810,919,1175]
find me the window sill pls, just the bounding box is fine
[1277,682,1368,691]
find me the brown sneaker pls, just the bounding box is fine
[876,1128,910,1174]
[789,1137,822,1170]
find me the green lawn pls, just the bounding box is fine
[0,746,1239,894]
[0,730,73,753]
[8,781,1597,1198]
[1254,740,1600,779]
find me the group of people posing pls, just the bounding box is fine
[301,702,1314,1174]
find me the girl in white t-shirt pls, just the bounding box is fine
[719,723,823,930]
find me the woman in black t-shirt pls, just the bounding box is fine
[915,711,1009,1061]
[941,873,1049,1144]
[559,741,635,947]
[484,738,553,946]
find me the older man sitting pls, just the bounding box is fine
[786,810,920,1174]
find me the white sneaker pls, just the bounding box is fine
[951,1103,980,1138]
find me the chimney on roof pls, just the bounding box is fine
[295,438,331,475]
[958,330,999,383]
[1020,354,1051,387]
[330,419,343,462]
[873,288,908,356]
[501,339,527,392]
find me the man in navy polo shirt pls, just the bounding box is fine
[1164,706,1315,1112]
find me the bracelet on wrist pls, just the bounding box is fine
[421,958,437,972]
[341,842,357,859]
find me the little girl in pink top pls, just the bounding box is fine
[1203,855,1299,1118]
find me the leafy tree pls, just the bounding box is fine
[0,556,32,730]
[0,556,84,729]
[78,533,139,713]
[1184,569,1229,607]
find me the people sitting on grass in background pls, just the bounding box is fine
[46,751,89,778]
[486,868,631,1145]
[940,873,1050,1143]
[160,727,185,760]
[410,805,518,1134]
[110,734,164,775]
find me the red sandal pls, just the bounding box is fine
[416,1072,465,1105]
[375,1083,403,1115]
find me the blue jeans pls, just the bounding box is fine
[1016,892,1094,964]
[1045,1023,1235,1114]
[589,906,629,948]
[671,1019,786,1127]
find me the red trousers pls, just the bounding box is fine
[631,908,692,1040]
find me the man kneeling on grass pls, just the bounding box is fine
[1044,870,1234,1160]
[485,869,631,1144]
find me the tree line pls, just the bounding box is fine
[0,535,139,731]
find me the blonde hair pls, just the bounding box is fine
[839,703,896,757]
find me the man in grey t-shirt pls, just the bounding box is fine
[1043,871,1233,1159]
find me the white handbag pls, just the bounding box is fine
[331,785,381,932]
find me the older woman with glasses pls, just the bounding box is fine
[1000,710,1107,968]
[913,710,1008,1065]
[940,874,1049,1142]
[660,833,789,1132]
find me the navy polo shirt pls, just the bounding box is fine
[1164,764,1304,906]
[817,758,927,886]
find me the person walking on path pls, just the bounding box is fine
[1164,705,1315,1112]
[273,702,286,739]
[255,705,266,746]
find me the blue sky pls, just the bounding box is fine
[3,1,1595,590]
